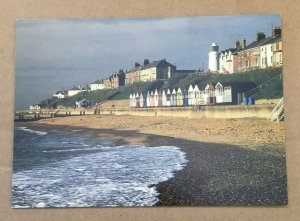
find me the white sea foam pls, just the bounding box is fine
[16,127,48,136]
[12,145,188,208]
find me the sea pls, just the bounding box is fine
[12,126,188,208]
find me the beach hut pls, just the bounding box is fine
[143,92,148,108]
[135,92,140,108]
[188,84,195,106]
[194,84,202,105]
[132,93,136,108]
[158,89,163,107]
[146,91,150,107]
[166,89,171,106]
[182,86,188,106]
[149,91,154,107]
[139,92,144,108]
[162,89,167,107]
[176,88,183,106]
[154,89,159,107]
[129,93,133,107]
[204,83,216,105]
[215,81,256,105]
[171,89,177,106]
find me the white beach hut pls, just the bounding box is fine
[193,84,204,105]
[188,84,195,106]
[132,93,136,108]
[176,88,183,106]
[129,93,133,107]
[162,89,167,107]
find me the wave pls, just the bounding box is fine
[12,145,188,208]
[16,127,48,136]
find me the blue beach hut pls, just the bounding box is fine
[143,92,147,107]
[182,86,188,106]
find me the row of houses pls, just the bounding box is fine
[90,59,195,92]
[129,81,256,108]
[208,26,282,74]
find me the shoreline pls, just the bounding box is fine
[14,115,287,206]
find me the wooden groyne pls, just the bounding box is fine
[14,108,97,121]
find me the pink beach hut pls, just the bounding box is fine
[149,91,154,107]
[135,92,140,108]
[146,91,150,108]
[139,92,144,108]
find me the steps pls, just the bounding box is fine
[268,97,284,121]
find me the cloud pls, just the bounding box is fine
[15,15,281,109]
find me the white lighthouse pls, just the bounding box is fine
[208,41,219,73]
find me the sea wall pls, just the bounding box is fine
[99,104,275,119]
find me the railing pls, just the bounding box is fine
[268,97,284,121]
[246,74,282,97]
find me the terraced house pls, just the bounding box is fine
[216,26,282,74]
[125,59,176,84]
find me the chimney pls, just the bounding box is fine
[135,62,140,68]
[256,32,266,41]
[272,27,281,37]
[235,40,240,49]
[242,38,246,48]
[144,59,149,65]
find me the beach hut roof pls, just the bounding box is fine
[135,92,139,97]
[172,88,177,94]
[140,92,144,98]
[167,89,171,94]
[194,84,200,92]
[150,91,154,95]
[205,83,216,90]
[154,89,158,95]
[177,88,182,93]
[162,89,166,95]
[188,84,194,92]
[147,91,150,96]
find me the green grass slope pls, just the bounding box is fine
[39,67,283,108]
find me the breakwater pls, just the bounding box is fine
[15,104,275,121]
[98,104,274,119]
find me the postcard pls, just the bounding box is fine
[12,15,287,208]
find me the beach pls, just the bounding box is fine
[16,115,287,206]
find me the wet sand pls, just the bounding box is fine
[15,115,287,206]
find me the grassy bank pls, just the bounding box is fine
[39,67,283,108]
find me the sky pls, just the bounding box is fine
[15,15,281,110]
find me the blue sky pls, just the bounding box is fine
[15,15,281,109]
